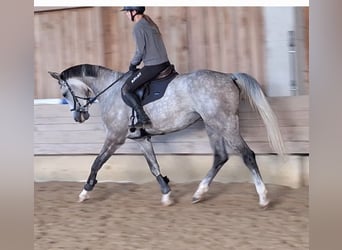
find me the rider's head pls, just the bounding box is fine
[121,6,145,22]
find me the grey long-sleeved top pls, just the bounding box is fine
[130,17,169,66]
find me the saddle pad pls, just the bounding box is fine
[141,72,178,106]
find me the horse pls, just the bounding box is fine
[49,64,285,207]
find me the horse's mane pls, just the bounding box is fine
[60,64,112,81]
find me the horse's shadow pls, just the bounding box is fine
[82,183,141,203]
[267,185,293,208]
[170,181,230,204]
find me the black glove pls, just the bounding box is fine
[129,64,137,71]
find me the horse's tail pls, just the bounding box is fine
[231,72,285,156]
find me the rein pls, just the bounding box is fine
[65,71,130,112]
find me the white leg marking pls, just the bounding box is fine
[253,179,269,207]
[78,189,90,202]
[161,191,173,206]
[192,182,209,203]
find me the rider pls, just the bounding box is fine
[121,6,171,128]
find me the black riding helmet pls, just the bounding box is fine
[121,6,146,21]
[121,6,145,13]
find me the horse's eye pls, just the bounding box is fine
[62,91,68,98]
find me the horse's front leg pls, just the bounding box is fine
[79,138,123,202]
[134,137,173,206]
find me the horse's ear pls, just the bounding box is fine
[48,71,61,81]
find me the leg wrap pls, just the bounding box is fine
[156,175,171,194]
[84,179,97,191]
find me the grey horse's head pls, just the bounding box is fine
[48,71,92,123]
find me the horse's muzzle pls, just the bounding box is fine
[73,110,90,123]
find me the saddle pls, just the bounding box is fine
[135,64,178,105]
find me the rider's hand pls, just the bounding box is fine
[129,64,137,72]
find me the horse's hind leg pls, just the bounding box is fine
[239,144,270,207]
[202,114,269,207]
[134,137,173,206]
[192,128,228,203]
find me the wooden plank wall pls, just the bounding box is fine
[35,7,265,99]
[34,7,104,98]
[34,96,309,155]
[303,7,309,93]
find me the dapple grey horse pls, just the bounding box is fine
[49,64,285,207]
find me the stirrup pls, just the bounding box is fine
[127,127,142,139]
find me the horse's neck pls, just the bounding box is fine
[84,72,130,117]
[84,72,124,96]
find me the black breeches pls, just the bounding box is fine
[122,61,170,94]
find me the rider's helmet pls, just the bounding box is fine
[121,6,145,14]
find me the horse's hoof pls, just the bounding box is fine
[192,183,208,204]
[78,189,90,202]
[192,197,202,204]
[78,194,90,202]
[259,199,270,209]
[162,199,174,206]
[161,192,174,206]
[192,196,202,204]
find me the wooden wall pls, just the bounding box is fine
[103,7,264,76]
[34,96,309,155]
[303,7,309,93]
[34,7,104,98]
[35,7,265,99]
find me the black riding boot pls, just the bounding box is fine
[123,92,152,128]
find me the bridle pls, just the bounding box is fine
[62,80,90,113]
[62,71,130,113]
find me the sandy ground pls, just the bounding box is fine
[34,181,308,250]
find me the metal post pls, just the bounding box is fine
[288,30,298,96]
